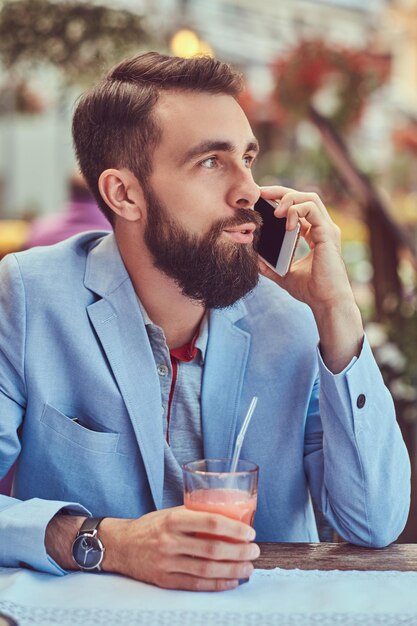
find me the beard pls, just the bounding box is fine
[143,186,262,309]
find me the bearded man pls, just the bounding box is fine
[0,52,410,591]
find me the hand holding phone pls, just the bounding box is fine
[254,197,300,276]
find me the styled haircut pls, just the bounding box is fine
[72,51,244,224]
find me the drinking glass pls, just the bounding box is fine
[182,458,258,529]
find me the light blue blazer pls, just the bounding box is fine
[0,233,410,574]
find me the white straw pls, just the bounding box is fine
[229,396,258,473]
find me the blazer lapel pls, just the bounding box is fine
[201,303,252,459]
[84,234,164,509]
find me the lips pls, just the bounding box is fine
[223,223,256,244]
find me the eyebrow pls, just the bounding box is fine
[181,139,260,165]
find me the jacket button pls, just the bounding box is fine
[356,394,366,409]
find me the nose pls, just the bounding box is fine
[227,168,261,210]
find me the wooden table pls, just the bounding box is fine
[256,542,417,571]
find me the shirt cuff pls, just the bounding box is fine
[317,337,362,377]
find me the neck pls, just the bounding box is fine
[136,273,205,349]
[115,228,205,350]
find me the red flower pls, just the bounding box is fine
[273,39,390,130]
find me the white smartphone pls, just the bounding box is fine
[254,197,300,276]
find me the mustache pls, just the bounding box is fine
[211,208,263,235]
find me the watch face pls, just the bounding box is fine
[72,534,104,570]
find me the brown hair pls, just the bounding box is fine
[72,51,244,224]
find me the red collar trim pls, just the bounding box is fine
[169,330,200,362]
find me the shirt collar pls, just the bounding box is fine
[137,297,208,363]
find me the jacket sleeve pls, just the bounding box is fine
[0,496,90,574]
[304,336,411,547]
[0,254,90,574]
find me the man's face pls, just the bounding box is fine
[143,91,262,309]
[144,184,262,308]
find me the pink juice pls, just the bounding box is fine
[184,488,257,526]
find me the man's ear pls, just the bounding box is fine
[98,168,146,222]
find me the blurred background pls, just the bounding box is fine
[0,0,416,540]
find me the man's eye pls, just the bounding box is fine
[200,157,218,169]
[243,155,255,167]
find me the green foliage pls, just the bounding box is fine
[0,0,152,84]
[367,299,417,423]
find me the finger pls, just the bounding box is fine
[279,192,327,216]
[172,555,254,580]
[258,258,286,287]
[159,572,239,592]
[299,220,315,250]
[173,509,256,543]
[284,201,334,232]
[180,535,260,562]
[299,218,311,237]
[260,185,296,198]
[260,186,326,212]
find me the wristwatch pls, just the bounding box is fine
[71,517,105,571]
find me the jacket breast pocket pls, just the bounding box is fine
[40,403,119,454]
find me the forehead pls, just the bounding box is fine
[153,91,254,158]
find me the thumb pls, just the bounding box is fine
[258,258,284,287]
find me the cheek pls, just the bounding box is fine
[152,172,228,234]
[167,191,218,230]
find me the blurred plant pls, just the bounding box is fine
[366,300,417,423]
[392,122,417,156]
[0,0,151,85]
[0,80,45,114]
[273,40,389,131]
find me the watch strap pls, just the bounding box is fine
[77,517,105,537]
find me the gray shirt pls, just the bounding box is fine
[138,301,208,508]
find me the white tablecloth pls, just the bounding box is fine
[1,566,417,626]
